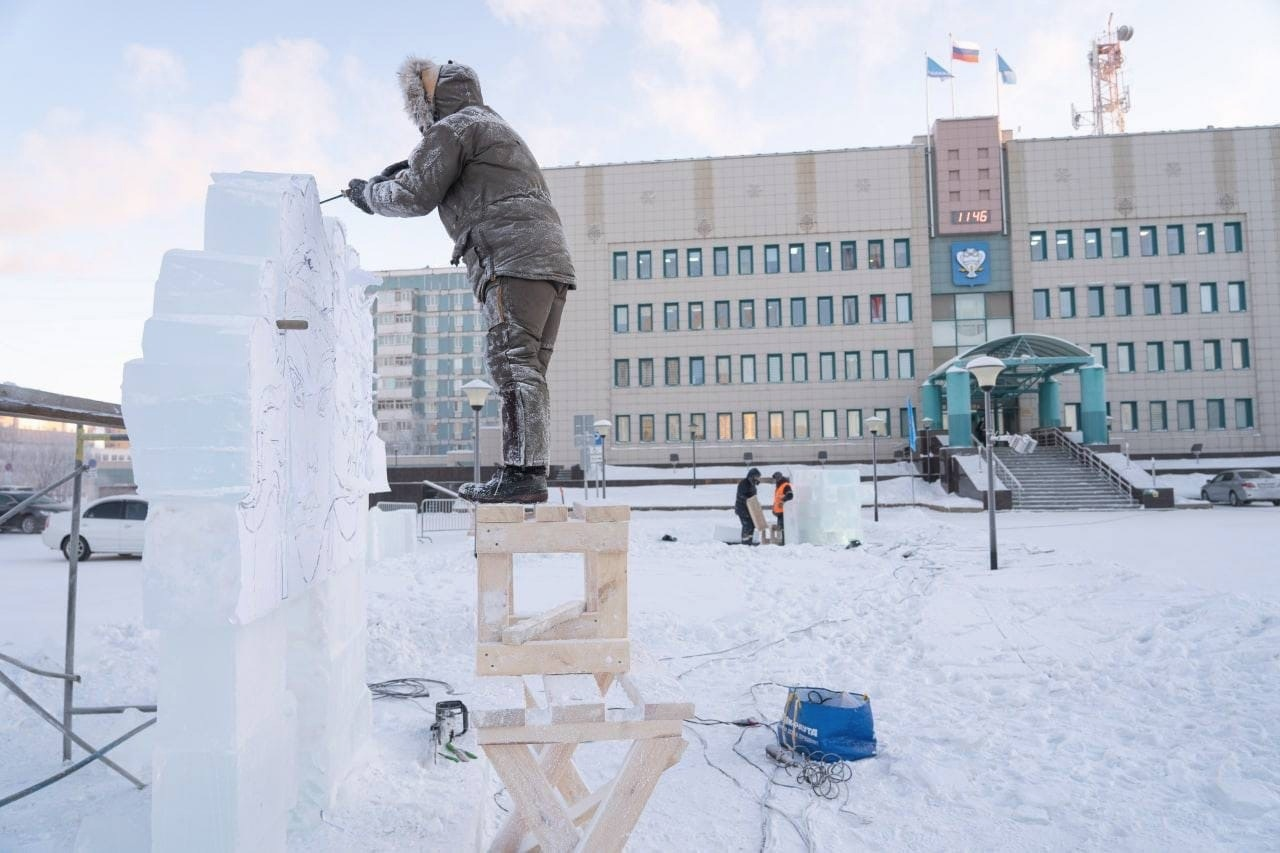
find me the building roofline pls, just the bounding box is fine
[543,142,921,173]
[1010,122,1280,146]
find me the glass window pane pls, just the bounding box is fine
[739,299,755,328]
[1055,230,1072,260]
[1110,227,1128,257]
[896,294,913,322]
[764,245,780,273]
[869,294,887,323]
[612,252,627,280]
[817,296,833,325]
[1115,286,1131,316]
[846,409,863,437]
[894,239,910,268]
[956,293,985,319]
[741,355,756,384]
[793,411,810,440]
[788,243,805,273]
[689,302,704,330]
[868,240,884,269]
[1030,231,1046,261]
[687,248,703,277]
[791,353,808,382]
[1228,282,1246,312]
[1033,289,1050,319]
[715,301,730,329]
[1084,229,1100,259]
[637,251,651,279]
[1196,224,1214,254]
[816,243,831,271]
[1224,222,1242,253]
[1166,225,1184,255]
[766,299,782,327]
[842,296,859,324]
[840,241,856,270]
[844,352,861,380]
[713,247,729,275]
[737,246,754,274]
[690,357,705,385]
[790,298,806,326]
[1139,226,1157,256]
[663,249,677,277]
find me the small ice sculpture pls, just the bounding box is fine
[788,468,863,546]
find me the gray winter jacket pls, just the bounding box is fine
[364,59,576,301]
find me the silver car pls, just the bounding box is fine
[1200,470,1280,506]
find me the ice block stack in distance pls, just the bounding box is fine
[122,172,387,852]
[788,468,863,546]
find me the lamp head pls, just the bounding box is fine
[592,418,611,437]
[866,415,886,436]
[461,378,493,410]
[966,355,1006,391]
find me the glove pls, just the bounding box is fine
[380,159,409,178]
[346,179,373,214]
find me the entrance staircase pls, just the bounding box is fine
[993,444,1138,511]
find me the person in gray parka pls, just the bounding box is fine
[347,57,576,504]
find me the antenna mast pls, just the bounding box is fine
[1070,14,1134,135]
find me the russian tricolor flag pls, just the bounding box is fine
[952,40,980,63]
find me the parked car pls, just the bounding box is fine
[0,491,69,534]
[1200,470,1280,506]
[41,496,148,560]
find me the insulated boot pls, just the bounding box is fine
[459,467,548,504]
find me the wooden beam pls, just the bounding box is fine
[489,742,583,853]
[576,737,687,853]
[476,520,628,555]
[587,552,627,638]
[534,505,570,522]
[484,744,579,853]
[476,717,681,746]
[477,639,630,677]
[572,503,631,523]
[502,601,586,646]
[619,649,695,721]
[476,553,514,643]
[476,504,527,523]
[543,674,606,724]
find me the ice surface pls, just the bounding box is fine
[787,468,863,546]
[367,507,417,562]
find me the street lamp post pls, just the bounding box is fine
[593,419,611,499]
[689,421,701,489]
[966,356,1006,571]
[921,416,934,483]
[866,415,885,522]
[461,379,493,486]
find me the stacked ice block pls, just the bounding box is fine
[788,468,864,546]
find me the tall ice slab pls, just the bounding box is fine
[788,468,863,547]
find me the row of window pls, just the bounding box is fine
[1033,281,1246,319]
[1088,338,1251,373]
[612,294,912,333]
[611,239,911,280]
[613,407,911,444]
[1030,221,1243,261]
[612,350,917,387]
[1113,398,1255,432]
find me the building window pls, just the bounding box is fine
[869,294,887,323]
[1115,285,1132,316]
[1169,283,1187,314]
[715,300,731,329]
[612,251,628,280]
[1084,229,1101,259]
[690,357,705,385]
[872,350,889,380]
[739,299,755,328]
[1087,286,1105,317]
[637,303,653,331]
[742,412,758,441]
[737,245,754,275]
[1200,282,1218,313]
[663,302,679,331]
[817,296,834,326]
[687,248,703,277]
[639,414,655,442]
[713,246,729,276]
[948,148,959,160]
[613,304,629,332]
[1138,226,1157,256]
[768,411,785,440]
[1090,343,1107,368]
[1176,401,1195,431]
[1224,222,1243,253]
[1173,341,1191,372]
[741,355,757,384]
[1166,224,1184,255]
[614,359,630,387]
[842,295,859,324]
[821,409,838,439]
[1030,231,1047,261]
[816,242,832,271]
[868,240,885,269]
[1109,227,1128,258]
[846,409,863,437]
[663,249,678,278]
[1143,283,1161,315]
[1231,339,1250,370]
[664,357,680,386]
[874,407,892,436]
[1196,223,1215,254]
[689,301,704,330]
[1059,287,1076,318]
[1146,342,1165,372]
[891,293,911,322]
[1056,230,1073,260]
[978,189,991,200]
[716,355,732,384]
[665,414,682,442]
[766,298,782,327]
[793,411,810,440]
[1117,343,1134,373]
[790,297,807,326]
[894,239,911,268]
[844,351,862,380]
[898,349,915,379]
[977,168,990,179]
[788,243,805,273]
[1032,289,1050,319]
[819,352,836,381]
[1203,339,1222,370]
[638,358,654,386]
[1235,398,1254,429]
[792,353,808,382]
[767,354,783,383]
[764,244,781,274]
[637,250,652,279]
[840,241,856,270]
[1121,401,1138,432]
[615,415,631,443]
[717,412,733,441]
[1228,281,1247,312]
[1147,401,1166,431]
[1207,399,1226,431]
[948,169,960,181]
[690,414,706,441]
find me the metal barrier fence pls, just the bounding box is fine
[419,498,473,534]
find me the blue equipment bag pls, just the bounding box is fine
[778,686,877,762]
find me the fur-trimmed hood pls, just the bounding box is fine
[398,57,484,134]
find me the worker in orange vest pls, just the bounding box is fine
[771,471,794,544]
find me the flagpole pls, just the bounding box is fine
[924,51,930,138]
[995,49,1001,119]
[948,33,956,115]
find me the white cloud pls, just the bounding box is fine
[486,0,611,53]
[638,0,758,87]
[123,44,187,97]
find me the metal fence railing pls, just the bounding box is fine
[419,498,472,534]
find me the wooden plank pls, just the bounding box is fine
[476,552,514,643]
[619,648,695,721]
[490,742,582,853]
[473,676,528,729]
[483,743,579,853]
[502,601,586,646]
[588,552,628,639]
[536,612,601,641]
[575,737,686,853]
[572,503,631,523]
[534,504,570,523]
[477,520,628,555]
[543,674,606,724]
[515,778,609,852]
[476,717,682,746]
[477,639,630,677]
[476,504,527,523]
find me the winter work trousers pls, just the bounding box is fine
[482,277,569,468]
[735,504,755,542]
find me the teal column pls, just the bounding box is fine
[921,382,943,428]
[1079,364,1108,444]
[1038,377,1061,429]
[945,366,972,448]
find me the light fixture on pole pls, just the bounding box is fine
[921,416,934,483]
[461,379,493,486]
[966,355,1006,571]
[593,418,611,499]
[866,415,886,522]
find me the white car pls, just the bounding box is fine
[42,496,148,560]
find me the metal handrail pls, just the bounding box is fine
[1033,428,1134,500]
[980,440,1024,500]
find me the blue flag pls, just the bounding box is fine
[907,399,918,453]
[998,53,1017,84]
[926,56,953,79]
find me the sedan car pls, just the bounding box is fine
[0,491,68,534]
[1200,470,1280,506]
[42,496,148,560]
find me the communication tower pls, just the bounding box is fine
[1070,14,1134,135]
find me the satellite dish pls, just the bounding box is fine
[1117,25,1134,41]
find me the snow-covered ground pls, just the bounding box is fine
[3,501,1279,851]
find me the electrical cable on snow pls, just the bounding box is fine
[367,677,458,699]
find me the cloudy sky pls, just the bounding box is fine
[1,0,1276,402]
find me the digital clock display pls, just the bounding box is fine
[951,209,991,224]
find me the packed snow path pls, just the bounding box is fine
[2,506,1278,850]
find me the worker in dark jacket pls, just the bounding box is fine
[348,58,575,504]
[733,468,762,545]
[771,471,794,544]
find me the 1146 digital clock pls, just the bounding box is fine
[951,209,991,224]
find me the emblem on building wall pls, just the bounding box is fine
[951,241,991,287]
